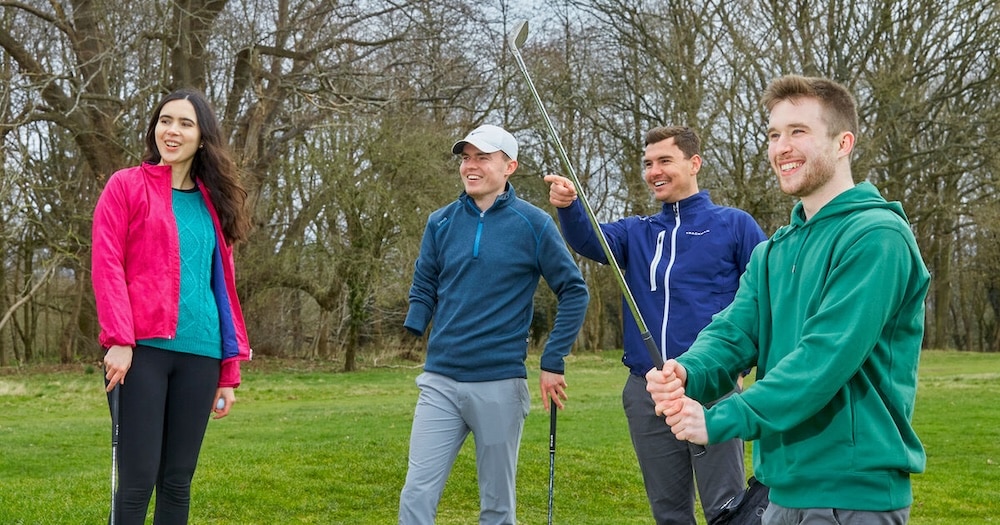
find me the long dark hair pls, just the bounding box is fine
[143,88,251,244]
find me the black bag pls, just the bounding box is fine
[710,476,770,525]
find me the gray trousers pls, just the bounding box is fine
[763,502,911,524]
[399,372,530,525]
[623,374,746,525]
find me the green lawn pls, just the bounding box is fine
[0,350,997,524]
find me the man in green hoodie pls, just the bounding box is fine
[645,75,930,524]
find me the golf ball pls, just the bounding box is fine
[216,398,226,410]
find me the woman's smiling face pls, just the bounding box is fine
[155,99,201,167]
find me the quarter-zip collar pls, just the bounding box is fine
[460,182,514,214]
[459,183,515,258]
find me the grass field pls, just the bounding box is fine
[0,349,997,524]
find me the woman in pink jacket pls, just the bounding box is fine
[92,88,252,524]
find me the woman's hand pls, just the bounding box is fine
[212,387,236,419]
[104,345,134,392]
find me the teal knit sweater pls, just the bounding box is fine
[139,187,222,358]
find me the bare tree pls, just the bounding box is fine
[3,0,999,365]
[216,0,510,368]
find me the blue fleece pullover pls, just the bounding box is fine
[405,183,589,382]
[556,191,765,376]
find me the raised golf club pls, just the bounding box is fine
[506,19,706,456]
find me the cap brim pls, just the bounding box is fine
[452,139,502,155]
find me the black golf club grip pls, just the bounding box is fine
[549,403,557,452]
[110,384,120,445]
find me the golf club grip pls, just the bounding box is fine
[642,331,663,369]
[549,403,557,452]
[110,384,120,446]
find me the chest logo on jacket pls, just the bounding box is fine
[686,229,711,236]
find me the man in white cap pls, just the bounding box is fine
[399,124,589,524]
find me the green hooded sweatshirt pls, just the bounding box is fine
[678,182,930,511]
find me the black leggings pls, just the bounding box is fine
[107,345,220,525]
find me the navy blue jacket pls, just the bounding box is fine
[556,191,765,376]
[405,184,589,382]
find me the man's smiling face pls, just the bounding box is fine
[766,97,841,199]
[642,137,700,204]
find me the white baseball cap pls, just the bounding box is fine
[452,125,518,161]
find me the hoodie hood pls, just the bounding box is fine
[776,181,908,240]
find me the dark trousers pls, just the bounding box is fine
[623,374,746,525]
[107,345,219,525]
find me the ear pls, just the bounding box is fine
[837,131,855,158]
[689,154,703,175]
[504,159,518,177]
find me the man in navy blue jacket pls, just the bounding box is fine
[400,124,589,525]
[545,126,766,525]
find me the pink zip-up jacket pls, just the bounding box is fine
[91,163,252,387]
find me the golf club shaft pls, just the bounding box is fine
[508,20,705,457]
[507,29,659,366]
[548,403,556,525]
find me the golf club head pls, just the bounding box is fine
[508,20,528,50]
